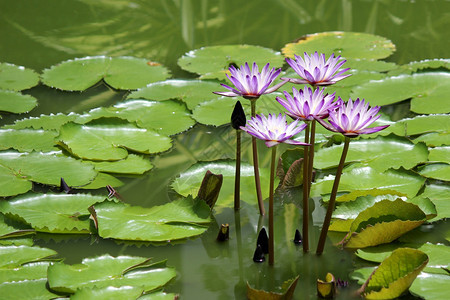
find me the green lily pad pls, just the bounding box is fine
[178,45,285,80]
[48,255,176,293]
[414,132,450,147]
[345,59,398,73]
[41,56,170,91]
[428,147,450,163]
[388,58,450,76]
[350,72,450,114]
[2,112,78,131]
[361,248,428,299]
[342,199,426,249]
[399,114,450,136]
[410,272,450,300]
[128,79,220,110]
[71,285,145,300]
[88,154,153,175]
[57,122,172,161]
[421,184,450,221]
[0,214,34,240]
[418,163,450,181]
[0,245,57,268]
[171,160,278,208]
[0,63,39,91]
[311,163,425,198]
[314,136,428,171]
[78,172,123,190]
[0,261,50,282]
[93,196,210,242]
[0,193,108,233]
[0,129,58,152]
[0,90,37,114]
[282,31,395,60]
[0,151,98,197]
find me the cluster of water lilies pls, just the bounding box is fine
[215,52,389,264]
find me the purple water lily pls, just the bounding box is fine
[214,62,286,99]
[284,52,351,86]
[240,113,309,147]
[318,98,389,137]
[276,86,341,121]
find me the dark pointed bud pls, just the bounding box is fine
[253,244,265,263]
[294,229,302,245]
[60,178,72,194]
[257,227,269,254]
[231,101,246,130]
[216,223,229,242]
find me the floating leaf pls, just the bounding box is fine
[418,163,450,181]
[171,160,278,208]
[342,199,426,249]
[410,272,450,300]
[421,184,450,221]
[360,248,428,299]
[398,114,450,136]
[282,32,395,60]
[0,151,97,197]
[48,255,176,294]
[316,273,336,299]
[388,58,450,76]
[0,129,58,152]
[246,275,299,300]
[0,63,39,91]
[350,73,450,114]
[57,122,172,161]
[414,132,450,147]
[0,245,57,268]
[2,112,78,131]
[0,193,108,233]
[71,285,145,300]
[128,79,219,110]
[42,56,170,91]
[93,196,210,242]
[78,172,123,190]
[178,45,285,80]
[428,146,450,163]
[0,214,34,240]
[87,154,153,175]
[0,90,37,114]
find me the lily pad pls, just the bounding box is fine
[0,90,37,114]
[92,196,210,242]
[2,112,78,131]
[71,285,145,300]
[410,272,450,300]
[0,245,57,268]
[178,45,285,80]
[421,184,450,221]
[388,58,450,76]
[57,122,172,161]
[171,160,278,208]
[0,129,58,152]
[0,151,98,197]
[88,154,153,175]
[314,136,428,171]
[128,79,220,110]
[350,72,450,114]
[78,172,123,190]
[0,63,39,91]
[399,114,450,136]
[41,56,170,91]
[414,132,450,147]
[0,214,34,240]
[0,193,108,233]
[428,146,450,163]
[48,255,176,294]
[282,31,395,60]
[418,163,450,181]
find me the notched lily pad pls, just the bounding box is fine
[0,63,39,91]
[417,163,450,181]
[2,112,78,131]
[87,154,153,175]
[388,58,450,76]
[0,129,58,152]
[398,114,450,136]
[282,31,395,60]
[41,56,170,91]
[178,45,285,80]
[247,275,299,300]
[0,245,57,268]
[0,90,37,114]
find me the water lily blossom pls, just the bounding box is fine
[318,98,389,137]
[284,52,351,86]
[276,86,341,121]
[241,113,309,147]
[214,62,286,99]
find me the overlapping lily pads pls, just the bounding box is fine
[0,90,37,114]
[178,45,285,80]
[0,129,58,152]
[0,63,39,91]
[282,31,395,60]
[88,154,153,175]
[2,112,79,131]
[42,56,171,91]
[418,163,450,181]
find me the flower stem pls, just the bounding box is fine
[307,119,316,196]
[269,145,277,266]
[234,129,241,210]
[316,136,350,255]
[302,122,310,253]
[251,100,265,215]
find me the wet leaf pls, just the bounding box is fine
[0,245,57,268]
[0,151,97,197]
[2,112,78,131]
[0,214,34,240]
[0,63,39,91]
[71,285,145,299]
[57,122,172,161]
[0,90,37,114]
[317,273,336,299]
[398,114,450,136]
[78,172,123,190]
[42,56,170,91]
[93,196,211,242]
[0,193,108,233]
[87,154,153,175]
[421,184,450,221]
[418,163,450,181]
[350,72,450,114]
[178,45,285,80]
[246,275,299,300]
[0,129,58,152]
[282,32,395,60]
[428,146,450,163]
[361,248,428,299]
[48,255,176,293]
[414,132,450,147]
[388,58,450,76]
[410,272,450,300]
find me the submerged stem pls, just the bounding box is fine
[234,130,241,210]
[251,100,265,215]
[302,122,310,253]
[316,136,350,255]
[268,146,277,266]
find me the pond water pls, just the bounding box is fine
[0,0,449,299]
